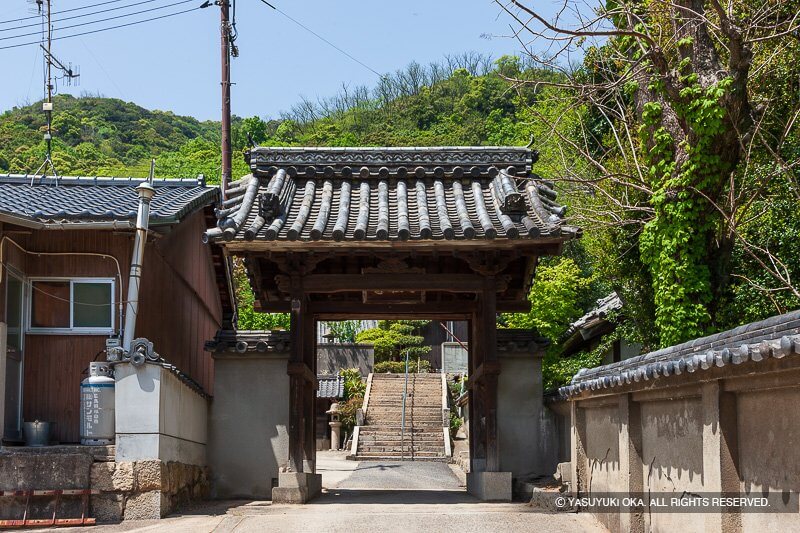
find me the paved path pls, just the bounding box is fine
[55,452,605,533]
[320,452,463,490]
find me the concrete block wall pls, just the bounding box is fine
[115,364,208,465]
[113,363,210,519]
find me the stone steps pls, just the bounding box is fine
[352,452,449,462]
[359,435,444,442]
[354,372,447,461]
[359,443,443,450]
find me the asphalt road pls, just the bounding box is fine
[53,452,606,533]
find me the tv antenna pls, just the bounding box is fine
[30,0,80,183]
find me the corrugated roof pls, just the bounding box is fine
[204,146,579,244]
[0,174,217,228]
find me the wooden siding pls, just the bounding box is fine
[136,209,222,401]
[1,208,223,443]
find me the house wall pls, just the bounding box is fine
[0,209,222,443]
[420,321,468,369]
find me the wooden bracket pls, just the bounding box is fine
[287,361,317,388]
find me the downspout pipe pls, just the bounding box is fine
[122,181,156,352]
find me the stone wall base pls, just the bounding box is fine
[271,472,322,504]
[92,460,209,520]
[467,471,513,501]
[1,448,207,522]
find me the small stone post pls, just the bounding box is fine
[327,402,341,451]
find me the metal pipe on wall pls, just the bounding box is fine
[122,172,156,352]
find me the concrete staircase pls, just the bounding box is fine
[352,373,449,461]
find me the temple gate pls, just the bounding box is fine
[204,146,579,502]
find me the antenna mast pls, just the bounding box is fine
[32,0,79,181]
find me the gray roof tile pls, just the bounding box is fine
[317,376,345,399]
[204,146,579,244]
[0,174,217,227]
[559,309,800,398]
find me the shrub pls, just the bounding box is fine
[339,368,366,399]
[356,320,431,362]
[326,321,364,343]
[449,411,463,438]
[338,395,363,435]
[373,359,432,374]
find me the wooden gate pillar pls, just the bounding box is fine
[287,277,306,474]
[468,314,487,472]
[482,277,500,472]
[466,275,512,501]
[302,313,317,473]
[274,275,322,503]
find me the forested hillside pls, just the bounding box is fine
[0,94,251,179]
[3,44,798,389]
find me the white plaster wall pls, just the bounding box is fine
[208,354,290,499]
[582,403,623,533]
[583,404,622,493]
[738,387,800,532]
[640,398,704,533]
[498,354,558,479]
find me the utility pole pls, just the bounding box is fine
[219,0,232,200]
[45,0,52,160]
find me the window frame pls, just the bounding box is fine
[26,277,116,335]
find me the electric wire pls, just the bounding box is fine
[0,7,202,51]
[0,0,134,24]
[1,0,196,41]
[257,0,383,78]
[0,0,167,32]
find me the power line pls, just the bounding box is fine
[257,0,383,78]
[0,0,133,24]
[1,0,195,41]
[1,0,167,32]
[0,7,203,51]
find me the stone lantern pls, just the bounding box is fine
[326,402,342,451]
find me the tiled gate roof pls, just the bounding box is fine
[204,147,578,244]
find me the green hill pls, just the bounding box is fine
[0,56,558,181]
[0,94,228,178]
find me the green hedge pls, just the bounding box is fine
[373,360,432,374]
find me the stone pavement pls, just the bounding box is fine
[52,452,605,533]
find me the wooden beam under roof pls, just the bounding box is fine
[277,273,508,293]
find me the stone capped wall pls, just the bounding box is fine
[561,310,800,533]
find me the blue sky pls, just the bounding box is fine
[1,1,548,121]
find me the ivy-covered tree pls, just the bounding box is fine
[500,0,800,347]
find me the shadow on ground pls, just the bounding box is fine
[316,488,477,505]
